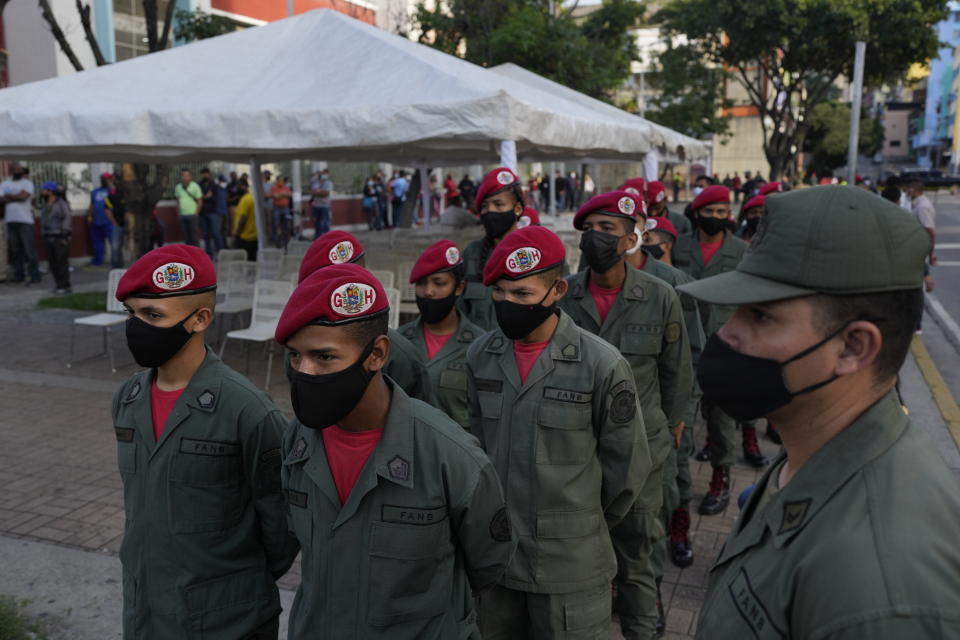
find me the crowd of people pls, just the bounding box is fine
[101,161,959,640]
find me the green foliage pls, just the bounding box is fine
[0,596,48,640]
[804,101,884,175]
[413,0,645,101]
[173,8,235,44]
[646,41,731,139]
[655,0,946,177]
[37,291,107,312]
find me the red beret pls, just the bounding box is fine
[743,194,766,211]
[518,206,540,228]
[573,190,644,230]
[116,245,216,300]
[298,230,365,283]
[276,264,389,344]
[474,167,520,211]
[645,181,667,207]
[691,184,731,210]
[759,182,782,196]
[409,240,463,283]
[620,178,646,198]
[482,226,565,286]
[645,216,678,240]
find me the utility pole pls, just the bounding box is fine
[846,41,866,185]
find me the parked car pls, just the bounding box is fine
[899,169,960,188]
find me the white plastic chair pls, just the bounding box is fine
[214,262,257,345]
[215,249,248,303]
[395,261,419,315]
[68,269,127,373]
[280,254,302,281]
[370,269,395,290]
[257,248,284,281]
[219,279,293,391]
[286,240,311,257]
[386,287,401,330]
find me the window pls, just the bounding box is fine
[890,140,902,147]
[113,1,171,61]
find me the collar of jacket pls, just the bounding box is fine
[483,309,584,364]
[567,262,649,302]
[400,310,480,346]
[119,346,225,414]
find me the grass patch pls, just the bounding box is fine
[0,595,48,640]
[37,291,106,312]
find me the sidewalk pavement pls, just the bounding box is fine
[0,273,958,639]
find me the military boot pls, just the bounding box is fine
[766,421,782,444]
[698,466,730,515]
[742,425,769,468]
[668,507,694,568]
[694,435,711,462]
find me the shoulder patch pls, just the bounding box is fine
[289,437,308,460]
[609,381,637,424]
[778,499,812,535]
[664,322,682,344]
[124,381,142,403]
[196,390,216,409]
[489,507,512,542]
[561,344,578,359]
[489,336,505,352]
[387,455,410,481]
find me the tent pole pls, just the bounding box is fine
[250,155,267,252]
[499,140,518,173]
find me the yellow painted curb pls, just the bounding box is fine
[911,336,960,449]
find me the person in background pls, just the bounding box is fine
[88,172,116,268]
[226,171,241,239]
[361,175,381,231]
[270,175,293,249]
[110,171,127,269]
[1,163,40,285]
[261,169,274,241]
[309,168,333,238]
[40,181,72,294]
[374,171,387,231]
[390,170,408,228]
[905,178,938,327]
[215,175,229,246]
[444,173,459,208]
[459,173,477,211]
[232,178,258,261]
[173,168,201,247]
[643,179,692,237]
[198,168,224,259]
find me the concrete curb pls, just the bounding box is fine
[910,336,960,451]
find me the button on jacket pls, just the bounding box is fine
[112,349,297,639]
[466,310,650,594]
[697,391,960,639]
[398,312,483,429]
[671,231,747,336]
[282,382,515,639]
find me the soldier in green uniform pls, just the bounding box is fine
[644,180,692,237]
[460,167,525,330]
[466,225,649,639]
[297,230,434,404]
[112,245,297,639]
[630,215,706,570]
[398,240,482,429]
[559,190,692,639]
[276,264,515,639]
[681,185,960,639]
[671,185,749,516]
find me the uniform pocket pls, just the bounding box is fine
[563,587,611,632]
[439,367,468,392]
[535,508,608,585]
[169,452,243,533]
[367,520,454,628]
[185,568,278,639]
[536,401,593,464]
[619,330,661,356]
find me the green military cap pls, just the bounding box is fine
[678,185,932,304]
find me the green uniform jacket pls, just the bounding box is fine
[671,231,747,336]
[112,349,298,639]
[697,391,960,639]
[385,328,435,404]
[466,310,650,594]
[667,210,692,236]
[560,264,692,471]
[282,381,515,639]
[640,257,706,357]
[398,312,483,429]
[460,238,496,330]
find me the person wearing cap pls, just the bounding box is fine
[298,230,434,405]
[672,184,751,516]
[679,185,960,639]
[39,181,73,294]
[628,215,707,573]
[517,205,540,228]
[276,264,514,639]
[466,225,649,638]
[644,179,692,237]
[398,241,482,429]
[460,166,526,330]
[738,194,765,244]
[111,245,297,639]
[758,181,782,196]
[86,172,116,268]
[560,191,692,638]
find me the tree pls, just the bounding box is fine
[645,40,731,139]
[804,100,884,176]
[174,8,235,43]
[656,0,946,179]
[413,0,645,102]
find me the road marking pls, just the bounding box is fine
[926,293,960,347]
[911,337,960,450]
[935,243,960,249]
[933,261,960,266]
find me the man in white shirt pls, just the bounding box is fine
[905,178,937,325]
[1,163,41,284]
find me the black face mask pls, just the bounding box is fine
[642,243,665,261]
[286,341,375,429]
[580,230,624,273]
[745,217,760,233]
[494,283,558,340]
[125,309,197,368]
[696,323,850,421]
[416,290,459,324]
[697,216,727,236]
[481,210,518,239]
